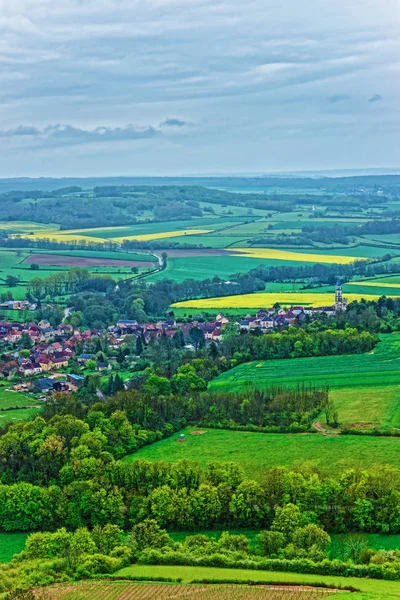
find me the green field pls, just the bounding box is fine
[210,334,400,390]
[150,256,316,283]
[210,334,400,429]
[0,385,34,410]
[116,564,400,596]
[0,407,40,426]
[123,427,400,478]
[0,533,28,563]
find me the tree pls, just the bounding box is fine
[19,333,32,350]
[5,275,19,287]
[30,264,39,270]
[271,504,303,540]
[256,530,285,557]
[136,336,144,356]
[129,519,172,551]
[189,326,205,350]
[86,360,97,372]
[292,524,331,552]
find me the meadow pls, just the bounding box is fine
[0,384,34,410]
[0,407,40,425]
[0,533,28,563]
[210,334,400,429]
[124,427,400,477]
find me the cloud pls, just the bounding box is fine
[328,94,351,104]
[0,123,159,146]
[159,117,188,127]
[369,94,383,102]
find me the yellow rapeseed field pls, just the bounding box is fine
[229,247,364,264]
[347,281,400,289]
[172,291,398,310]
[112,229,211,242]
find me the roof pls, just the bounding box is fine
[68,374,85,382]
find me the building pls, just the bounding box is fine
[334,278,348,312]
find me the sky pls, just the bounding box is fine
[0,0,399,177]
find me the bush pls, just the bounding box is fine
[75,553,121,577]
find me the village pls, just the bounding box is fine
[0,281,347,399]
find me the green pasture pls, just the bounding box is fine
[363,234,400,245]
[115,564,400,596]
[0,533,29,563]
[0,386,34,410]
[329,385,400,428]
[210,334,400,393]
[68,217,235,239]
[166,235,250,248]
[150,256,313,282]
[124,427,400,478]
[211,334,400,429]
[0,407,40,425]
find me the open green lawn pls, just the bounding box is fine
[210,334,400,391]
[150,256,313,282]
[123,427,400,478]
[115,564,400,596]
[0,533,29,563]
[0,386,34,410]
[0,407,40,426]
[329,385,400,428]
[211,334,400,429]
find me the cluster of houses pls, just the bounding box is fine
[0,283,346,393]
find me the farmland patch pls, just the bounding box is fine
[23,254,156,268]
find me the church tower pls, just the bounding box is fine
[335,278,347,312]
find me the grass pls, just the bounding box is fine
[0,533,28,563]
[347,280,400,289]
[211,334,400,391]
[0,386,34,410]
[0,407,40,425]
[115,564,400,596]
[123,427,400,478]
[329,385,400,428]
[210,334,400,430]
[171,291,396,309]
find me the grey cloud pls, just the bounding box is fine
[369,94,383,102]
[0,123,159,146]
[159,118,188,127]
[328,94,351,104]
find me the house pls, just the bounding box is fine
[216,312,229,325]
[260,316,274,329]
[38,356,54,372]
[52,356,69,369]
[19,362,42,376]
[67,374,85,387]
[34,378,55,393]
[77,353,95,364]
[96,361,111,372]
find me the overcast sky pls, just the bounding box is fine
[0,0,399,177]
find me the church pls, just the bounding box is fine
[334,278,348,312]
